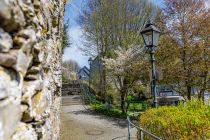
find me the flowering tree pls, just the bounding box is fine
[62,60,80,82]
[104,45,150,114]
[79,0,159,102]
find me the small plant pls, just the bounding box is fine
[139,99,210,140]
[90,102,127,118]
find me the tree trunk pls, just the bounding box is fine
[198,91,202,99]
[98,54,103,98]
[101,65,106,103]
[120,78,129,114]
[198,74,207,102]
[187,85,191,100]
[120,92,126,114]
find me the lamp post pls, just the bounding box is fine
[88,57,93,92]
[140,20,161,108]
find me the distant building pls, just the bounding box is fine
[89,56,102,93]
[89,56,101,79]
[78,66,90,80]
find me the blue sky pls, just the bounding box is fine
[63,0,89,67]
[62,0,164,67]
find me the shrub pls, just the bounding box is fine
[90,102,127,118]
[139,99,210,140]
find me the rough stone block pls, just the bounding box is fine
[0,67,21,99]
[24,73,40,80]
[22,80,43,103]
[21,80,45,122]
[0,98,21,140]
[27,66,41,75]
[12,123,37,140]
[0,28,13,52]
[21,91,47,123]
[13,28,37,50]
[32,91,47,121]
[0,0,26,32]
[15,50,33,77]
[0,49,33,77]
[0,52,17,68]
[0,68,22,139]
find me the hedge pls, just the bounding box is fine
[139,99,210,140]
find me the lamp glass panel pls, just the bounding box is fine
[143,31,153,46]
[153,31,160,46]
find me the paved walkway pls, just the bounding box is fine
[60,95,136,140]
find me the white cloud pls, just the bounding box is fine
[62,26,90,67]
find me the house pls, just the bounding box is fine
[156,86,185,106]
[89,56,101,79]
[89,56,102,93]
[78,66,90,80]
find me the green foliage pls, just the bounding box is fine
[90,102,127,118]
[89,95,150,118]
[90,72,100,94]
[139,99,210,140]
[41,28,47,35]
[63,0,68,4]
[125,95,150,112]
[62,74,69,83]
[156,0,210,100]
[61,23,70,53]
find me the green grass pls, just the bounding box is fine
[128,103,143,111]
[89,100,150,118]
[90,103,127,118]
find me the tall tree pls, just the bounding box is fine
[78,0,159,102]
[61,22,71,53]
[156,0,210,100]
[62,60,80,82]
[105,45,150,114]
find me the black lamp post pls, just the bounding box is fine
[140,20,161,108]
[88,57,93,92]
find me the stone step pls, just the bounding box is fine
[62,93,81,95]
[62,100,82,102]
[62,101,83,105]
[62,100,82,104]
[62,98,82,101]
[62,97,80,99]
[61,96,83,106]
[62,101,82,104]
[62,103,82,106]
[62,89,80,91]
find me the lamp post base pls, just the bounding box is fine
[153,101,158,108]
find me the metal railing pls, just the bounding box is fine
[127,112,162,140]
[79,81,97,104]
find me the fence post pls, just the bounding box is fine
[139,129,143,140]
[128,119,130,140]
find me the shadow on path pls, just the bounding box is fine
[60,95,137,140]
[68,109,128,129]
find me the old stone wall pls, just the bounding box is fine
[0,0,64,139]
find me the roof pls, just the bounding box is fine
[78,66,90,76]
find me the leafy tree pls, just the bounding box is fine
[62,60,80,82]
[156,0,210,100]
[79,0,159,103]
[61,22,71,53]
[104,45,150,114]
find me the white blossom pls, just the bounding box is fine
[104,45,146,76]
